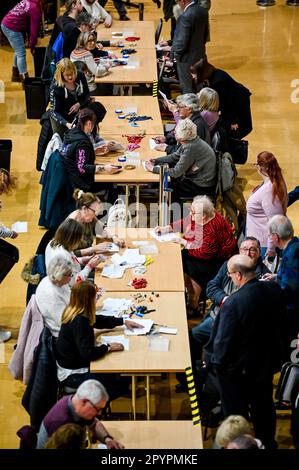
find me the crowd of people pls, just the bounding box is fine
[0,0,299,451]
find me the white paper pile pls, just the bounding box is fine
[101,335,129,351]
[97,298,133,316]
[149,230,181,243]
[124,319,154,336]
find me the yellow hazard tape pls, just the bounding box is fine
[152,80,158,97]
[185,366,201,425]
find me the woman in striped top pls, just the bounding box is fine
[155,195,237,313]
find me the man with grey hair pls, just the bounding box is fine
[208,254,285,448]
[37,379,123,448]
[145,118,216,202]
[263,215,299,349]
[35,256,73,337]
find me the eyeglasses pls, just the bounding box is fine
[63,271,73,278]
[227,270,236,276]
[253,163,261,167]
[87,38,95,43]
[87,399,105,415]
[240,247,259,254]
[87,206,100,217]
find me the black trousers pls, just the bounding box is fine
[170,179,215,203]
[215,367,277,449]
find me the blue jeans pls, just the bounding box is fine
[1,24,27,74]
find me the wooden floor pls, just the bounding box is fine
[0,0,298,448]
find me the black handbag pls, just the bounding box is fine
[228,137,248,165]
[0,238,19,283]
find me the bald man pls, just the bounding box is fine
[208,254,285,449]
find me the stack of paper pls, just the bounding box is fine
[111,249,145,268]
[124,319,154,336]
[149,230,181,243]
[101,264,126,278]
[11,221,27,233]
[97,298,132,317]
[101,335,129,351]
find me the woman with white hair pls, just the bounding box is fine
[155,196,237,314]
[145,119,217,202]
[153,93,210,154]
[35,256,73,337]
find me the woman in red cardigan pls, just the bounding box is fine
[155,195,237,314]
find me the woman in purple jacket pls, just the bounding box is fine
[1,0,43,83]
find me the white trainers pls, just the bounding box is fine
[0,330,12,343]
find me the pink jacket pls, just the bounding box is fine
[8,295,44,384]
[2,0,42,49]
[246,180,285,251]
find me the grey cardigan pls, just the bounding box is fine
[153,136,217,188]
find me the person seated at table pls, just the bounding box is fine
[70,31,111,95]
[81,0,112,28]
[153,93,210,153]
[45,218,105,286]
[35,256,73,338]
[55,281,141,399]
[145,119,217,203]
[61,108,122,194]
[69,188,125,254]
[36,379,124,449]
[49,58,91,138]
[154,195,237,314]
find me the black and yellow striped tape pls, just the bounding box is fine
[185,366,201,426]
[152,80,158,97]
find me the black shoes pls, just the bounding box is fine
[256,0,275,5]
[286,0,299,5]
[119,15,130,21]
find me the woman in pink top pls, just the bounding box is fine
[246,151,288,258]
[1,0,43,83]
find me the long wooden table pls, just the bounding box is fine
[95,47,157,87]
[96,21,156,49]
[96,96,163,135]
[95,229,185,292]
[94,420,203,449]
[91,291,191,419]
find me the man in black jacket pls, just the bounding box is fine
[209,254,285,448]
[171,0,209,93]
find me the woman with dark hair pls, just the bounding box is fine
[246,151,288,258]
[190,58,252,139]
[55,281,141,399]
[45,218,104,285]
[1,0,44,84]
[62,108,121,192]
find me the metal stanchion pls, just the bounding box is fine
[159,164,171,226]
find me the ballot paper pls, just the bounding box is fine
[111,249,145,267]
[11,221,27,233]
[97,298,132,316]
[124,319,154,336]
[101,335,129,351]
[124,107,138,114]
[149,138,157,150]
[106,242,120,252]
[158,90,169,102]
[101,264,126,278]
[149,230,181,243]
[158,327,178,335]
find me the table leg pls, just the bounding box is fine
[131,375,136,420]
[146,375,150,420]
[125,184,129,226]
[136,184,140,228]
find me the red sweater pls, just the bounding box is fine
[172,212,237,260]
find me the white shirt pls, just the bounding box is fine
[45,243,92,286]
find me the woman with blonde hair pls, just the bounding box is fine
[214,415,252,448]
[55,281,141,398]
[70,31,110,94]
[49,58,91,137]
[68,189,125,254]
[197,87,219,133]
[246,151,288,258]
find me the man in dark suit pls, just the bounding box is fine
[208,254,285,448]
[171,0,209,93]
